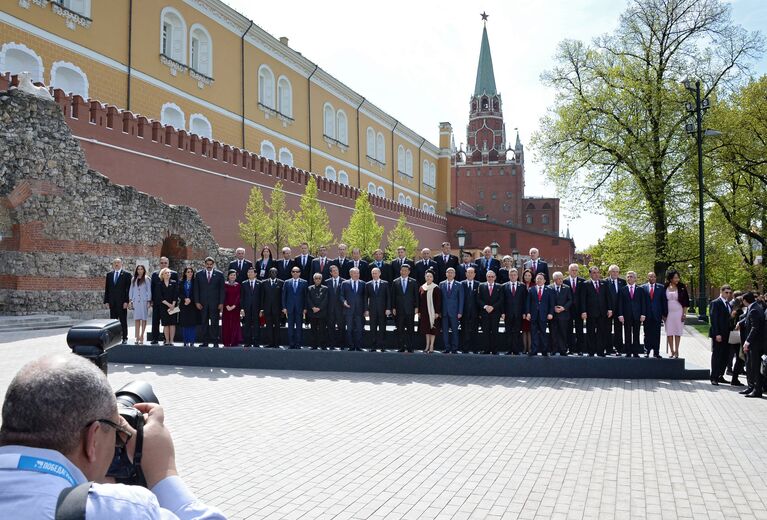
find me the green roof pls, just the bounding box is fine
[474,25,497,97]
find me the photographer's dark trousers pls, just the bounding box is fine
[368,310,387,350]
[568,315,585,354]
[242,310,260,347]
[623,319,641,355]
[263,311,281,348]
[481,312,502,354]
[345,311,363,350]
[586,316,608,356]
[644,318,662,356]
[745,345,764,394]
[460,316,478,353]
[396,312,415,352]
[504,317,522,354]
[309,317,327,349]
[327,310,346,349]
[711,340,731,381]
[110,305,128,341]
[610,316,623,354]
[551,317,569,354]
[530,318,549,354]
[199,305,220,345]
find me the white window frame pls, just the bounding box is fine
[160,102,185,130]
[260,140,276,161]
[405,196,413,207]
[258,64,275,109]
[159,7,187,64]
[375,132,385,163]
[397,145,405,173]
[0,43,44,83]
[61,0,91,18]
[336,109,348,145]
[367,182,376,194]
[338,171,349,185]
[324,166,337,181]
[377,186,386,198]
[398,193,406,205]
[405,149,413,176]
[189,113,212,139]
[50,61,89,98]
[366,127,376,158]
[189,23,213,77]
[277,76,292,118]
[323,102,335,139]
[429,163,437,186]
[278,147,294,167]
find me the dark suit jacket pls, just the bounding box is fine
[368,260,393,284]
[157,280,179,307]
[349,260,370,282]
[240,278,261,315]
[104,270,132,307]
[390,258,413,278]
[439,279,464,317]
[275,258,296,281]
[392,276,418,316]
[282,278,308,312]
[150,270,179,304]
[605,277,627,309]
[477,282,504,316]
[550,284,573,320]
[333,257,353,279]
[193,269,225,308]
[563,276,586,314]
[340,279,366,316]
[228,259,253,283]
[502,282,527,320]
[742,302,765,348]
[254,258,275,280]
[365,279,391,314]
[456,262,478,282]
[306,283,329,319]
[413,259,438,286]
[323,277,346,320]
[523,260,550,284]
[260,278,284,316]
[294,254,314,282]
[617,285,648,321]
[434,254,459,282]
[643,283,668,321]
[310,257,332,281]
[461,279,480,319]
[580,280,612,318]
[526,285,554,321]
[708,298,732,339]
[476,258,501,282]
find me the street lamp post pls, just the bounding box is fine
[456,227,467,258]
[687,263,696,314]
[490,241,499,258]
[512,249,520,269]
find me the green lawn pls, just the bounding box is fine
[689,322,710,336]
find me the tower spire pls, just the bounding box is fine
[474,20,497,97]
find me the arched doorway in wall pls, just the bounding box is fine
[161,234,190,273]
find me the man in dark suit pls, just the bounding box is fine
[563,263,586,355]
[365,266,391,352]
[478,269,504,354]
[605,264,627,355]
[350,248,370,282]
[260,267,283,348]
[311,246,332,281]
[456,252,478,283]
[324,265,346,349]
[341,267,366,351]
[434,242,460,283]
[477,247,501,283]
[741,292,764,397]
[282,265,308,349]
[461,266,480,353]
[549,272,573,355]
[439,267,464,353]
[617,271,648,357]
[228,247,253,283]
[392,263,418,352]
[526,273,554,355]
[413,248,438,286]
[294,242,314,283]
[502,268,527,355]
[149,256,178,345]
[369,249,393,284]
[103,257,132,343]
[523,247,550,284]
[709,285,734,385]
[333,243,353,279]
[240,267,261,348]
[642,272,668,358]
[390,246,412,279]
[193,256,225,347]
[580,266,613,357]
[306,273,329,349]
[276,247,295,281]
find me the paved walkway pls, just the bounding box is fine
[1,327,765,520]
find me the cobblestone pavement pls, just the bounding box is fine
[1,327,766,520]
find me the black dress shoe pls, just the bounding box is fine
[200,343,209,348]
[654,354,662,359]
[740,387,754,395]
[745,393,763,398]
[731,380,745,387]
[527,352,534,357]
[150,341,159,346]
[718,377,727,384]
[398,348,406,352]
[711,380,719,386]
[213,344,220,348]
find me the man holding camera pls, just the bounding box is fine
[0,353,225,519]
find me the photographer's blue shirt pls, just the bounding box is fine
[0,445,226,519]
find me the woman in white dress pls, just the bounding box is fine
[128,264,152,344]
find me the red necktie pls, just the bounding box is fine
[488,284,493,296]
[630,286,634,299]
[207,271,211,282]
[538,287,542,302]
[650,286,654,299]
[320,259,325,271]
[594,282,599,293]
[532,262,537,274]
[512,283,516,296]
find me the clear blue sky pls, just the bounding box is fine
[227,0,767,249]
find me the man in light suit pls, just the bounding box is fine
[311,245,333,281]
[434,242,460,283]
[103,257,132,343]
[282,265,308,349]
[523,247,550,284]
[439,267,464,354]
[341,267,366,351]
[642,272,667,358]
[478,270,504,354]
[276,247,295,281]
[617,271,648,357]
[708,285,734,385]
[324,265,346,350]
[460,266,480,353]
[563,263,586,355]
[456,252,478,282]
[502,268,527,355]
[392,264,418,353]
[526,273,554,356]
[240,267,261,348]
[294,242,314,283]
[365,267,391,352]
[149,257,178,345]
[549,272,573,356]
[193,256,225,348]
[477,247,501,283]
[413,248,438,286]
[228,247,253,283]
[350,248,370,282]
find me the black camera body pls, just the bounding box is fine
[67,320,160,486]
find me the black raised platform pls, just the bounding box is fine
[107,345,709,380]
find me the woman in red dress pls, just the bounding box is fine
[521,268,534,354]
[418,269,442,353]
[221,269,242,347]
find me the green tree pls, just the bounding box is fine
[531,0,763,274]
[341,193,384,259]
[238,186,270,259]
[290,176,335,254]
[268,181,292,253]
[385,213,419,260]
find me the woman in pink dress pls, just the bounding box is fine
[664,269,690,358]
[221,269,242,347]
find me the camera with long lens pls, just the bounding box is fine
[67,320,160,486]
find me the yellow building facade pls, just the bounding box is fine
[0,0,451,214]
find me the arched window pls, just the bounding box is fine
[422,160,429,184]
[429,163,437,186]
[50,61,88,99]
[160,102,185,130]
[367,182,376,194]
[422,203,429,211]
[397,145,405,173]
[60,0,91,17]
[526,215,533,225]
[338,171,349,185]
[405,149,413,176]
[189,113,212,139]
[377,186,385,198]
[542,214,550,225]
[366,127,376,158]
[336,110,348,145]
[279,147,293,167]
[543,202,552,209]
[258,65,275,108]
[405,196,413,207]
[324,166,337,181]
[189,24,212,76]
[160,7,186,63]
[277,76,292,117]
[0,43,44,82]
[429,205,435,213]
[260,140,276,161]
[375,132,385,163]
[398,193,406,205]
[323,103,335,138]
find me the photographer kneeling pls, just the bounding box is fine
[0,353,226,519]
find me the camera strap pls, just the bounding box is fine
[133,414,147,488]
[55,482,92,520]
